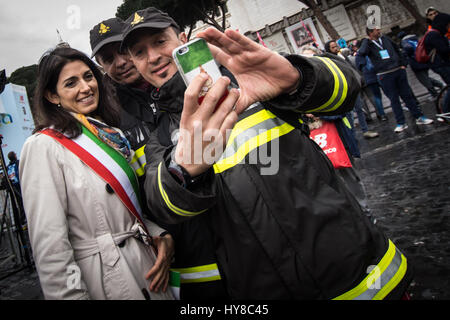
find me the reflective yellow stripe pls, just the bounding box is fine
[333,240,408,300]
[213,122,294,174]
[224,109,276,151]
[135,166,145,177]
[306,57,348,113]
[342,117,351,129]
[373,254,407,300]
[135,145,146,158]
[157,162,208,217]
[326,58,348,112]
[171,263,222,284]
[307,57,339,112]
[130,145,147,176]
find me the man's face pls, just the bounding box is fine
[127,28,187,88]
[96,42,142,85]
[329,42,340,54]
[370,28,381,39]
[426,10,438,21]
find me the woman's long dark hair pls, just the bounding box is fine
[33,47,120,137]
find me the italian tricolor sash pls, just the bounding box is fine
[41,127,150,236]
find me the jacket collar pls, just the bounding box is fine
[150,72,186,113]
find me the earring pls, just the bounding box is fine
[57,103,61,108]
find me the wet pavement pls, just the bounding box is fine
[0,93,449,300]
[355,98,450,300]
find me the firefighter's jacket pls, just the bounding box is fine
[144,54,413,299]
[112,77,228,299]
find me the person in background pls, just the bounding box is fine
[358,27,434,132]
[301,50,374,224]
[7,151,21,194]
[20,47,174,300]
[6,151,26,224]
[397,30,444,100]
[425,7,450,40]
[325,40,379,139]
[299,44,323,57]
[354,43,388,121]
[425,12,450,113]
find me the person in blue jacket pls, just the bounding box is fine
[397,31,444,99]
[355,53,388,121]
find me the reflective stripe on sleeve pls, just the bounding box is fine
[213,109,295,174]
[157,162,208,217]
[170,263,222,284]
[306,57,348,113]
[333,240,408,300]
[130,145,147,177]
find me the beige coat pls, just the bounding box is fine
[20,133,174,300]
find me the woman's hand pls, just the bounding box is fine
[145,233,175,293]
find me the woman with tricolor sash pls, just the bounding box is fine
[19,47,174,300]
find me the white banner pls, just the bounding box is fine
[317,4,357,42]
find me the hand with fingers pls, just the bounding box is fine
[146,233,175,293]
[175,72,240,177]
[196,27,301,114]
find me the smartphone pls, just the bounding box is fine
[173,38,228,108]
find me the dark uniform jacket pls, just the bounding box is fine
[105,76,156,178]
[112,75,229,300]
[144,54,413,299]
[425,13,450,70]
[358,36,407,74]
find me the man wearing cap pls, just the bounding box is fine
[89,17,229,301]
[122,7,412,299]
[90,17,155,178]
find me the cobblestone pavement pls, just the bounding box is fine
[355,99,450,300]
[0,96,449,300]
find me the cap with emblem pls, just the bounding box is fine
[89,17,126,58]
[121,7,180,51]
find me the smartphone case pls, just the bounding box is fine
[172,38,223,98]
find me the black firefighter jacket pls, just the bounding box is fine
[144,54,413,299]
[111,77,229,300]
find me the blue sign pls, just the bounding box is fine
[337,38,347,49]
[0,83,35,159]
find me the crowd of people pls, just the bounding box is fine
[301,7,449,132]
[14,4,449,300]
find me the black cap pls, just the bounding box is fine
[121,7,180,51]
[89,17,126,58]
